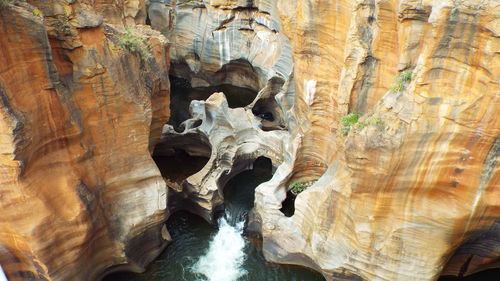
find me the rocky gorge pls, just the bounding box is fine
[0,1,498,281]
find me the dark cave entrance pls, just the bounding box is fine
[152,133,211,183]
[221,156,274,221]
[252,96,285,131]
[251,76,287,131]
[439,268,500,281]
[168,75,259,130]
[279,191,296,217]
[153,149,208,183]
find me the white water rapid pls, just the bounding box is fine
[0,265,8,281]
[192,215,247,281]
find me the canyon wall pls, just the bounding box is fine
[254,0,499,281]
[0,0,498,281]
[0,1,170,280]
[149,1,498,280]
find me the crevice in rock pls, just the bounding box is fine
[221,156,274,222]
[279,191,296,217]
[252,97,284,131]
[251,76,286,131]
[152,132,211,184]
[439,268,500,281]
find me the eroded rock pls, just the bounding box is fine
[155,92,288,222]
[0,0,498,281]
[253,1,500,281]
[0,2,170,281]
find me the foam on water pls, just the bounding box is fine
[192,215,247,281]
[0,265,8,281]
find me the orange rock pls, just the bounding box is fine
[254,0,499,280]
[0,2,170,281]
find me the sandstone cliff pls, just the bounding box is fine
[152,0,499,280]
[254,1,499,281]
[0,0,498,281]
[0,1,170,280]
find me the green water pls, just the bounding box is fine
[104,160,325,281]
[102,161,498,281]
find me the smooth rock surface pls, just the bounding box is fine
[0,1,170,281]
[162,0,294,92]
[0,1,498,281]
[253,1,500,280]
[155,92,288,222]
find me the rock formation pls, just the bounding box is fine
[154,92,288,222]
[152,0,499,280]
[253,1,500,281]
[0,1,170,280]
[0,0,498,281]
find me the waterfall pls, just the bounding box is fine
[192,215,247,281]
[0,265,8,281]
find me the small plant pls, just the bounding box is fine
[32,8,40,17]
[290,181,315,195]
[390,69,413,93]
[371,117,385,128]
[355,117,385,131]
[400,69,412,82]
[118,28,151,60]
[0,0,13,9]
[340,113,360,136]
[357,121,368,130]
[177,0,203,6]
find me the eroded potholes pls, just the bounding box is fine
[153,132,211,184]
[169,75,260,130]
[101,57,325,281]
[103,157,325,281]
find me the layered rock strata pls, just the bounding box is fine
[0,1,170,281]
[149,1,296,226]
[0,0,498,281]
[253,1,500,281]
[151,0,293,83]
[149,0,295,132]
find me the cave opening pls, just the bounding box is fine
[102,156,325,281]
[279,191,296,217]
[439,268,500,281]
[251,76,286,131]
[152,133,211,183]
[252,97,286,131]
[221,156,274,222]
[168,75,259,130]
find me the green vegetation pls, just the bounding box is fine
[390,69,413,93]
[177,0,203,6]
[290,181,315,195]
[400,69,413,82]
[32,8,40,17]
[356,117,385,131]
[340,113,385,136]
[340,113,360,136]
[0,0,13,9]
[118,28,151,60]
